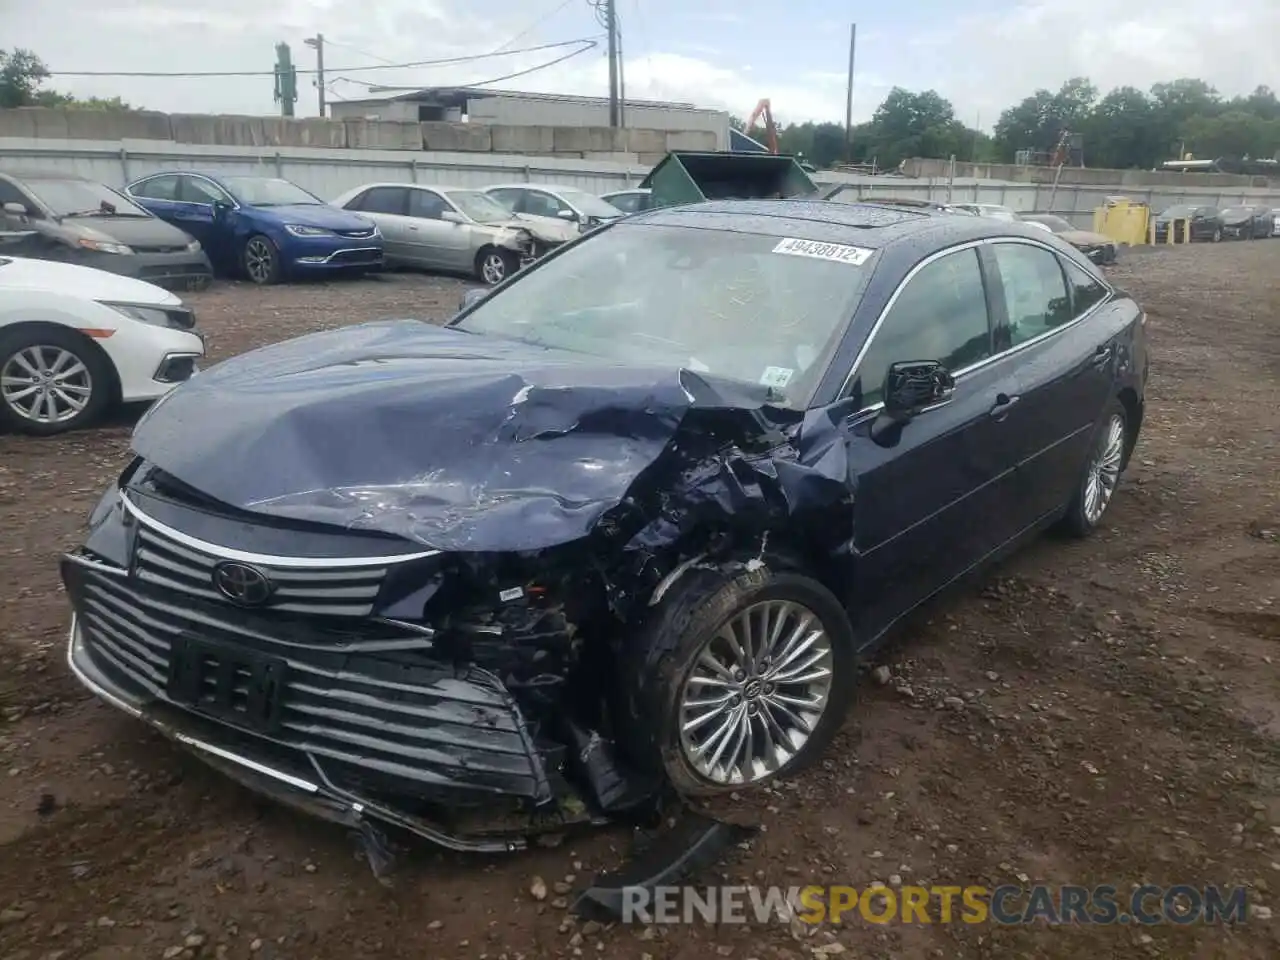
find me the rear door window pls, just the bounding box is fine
[991,243,1072,346]
[357,187,409,216]
[1062,259,1108,317]
[131,175,180,201]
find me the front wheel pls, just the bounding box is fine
[1211,227,1223,243]
[627,565,857,797]
[476,246,519,286]
[0,326,112,435]
[243,234,281,285]
[1061,399,1128,537]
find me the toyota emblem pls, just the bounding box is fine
[211,561,275,607]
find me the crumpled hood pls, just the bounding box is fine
[130,321,854,554]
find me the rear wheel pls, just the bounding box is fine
[0,326,113,435]
[1061,399,1128,537]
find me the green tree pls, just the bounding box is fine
[993,77,1097,161]
[0,48,136,110]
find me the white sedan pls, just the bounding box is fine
[0,255,205,435]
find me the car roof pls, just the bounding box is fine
[627,198,1051,250]
[603,188,650,195]
[484,183,575,192]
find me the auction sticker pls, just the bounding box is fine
[759,366,794,388]
[772,237,873,265]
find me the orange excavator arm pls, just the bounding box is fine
[744,98,779,154]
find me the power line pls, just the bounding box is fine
[41,38,598,79]
[333,41,599,94]
[318,37,399,66]
[493,0,579,54]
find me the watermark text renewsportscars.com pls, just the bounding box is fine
[617,884,1259,926]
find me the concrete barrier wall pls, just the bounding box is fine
[0,108,717,163]
[5,136,1280,227]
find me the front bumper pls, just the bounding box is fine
[287,236,384,271]
[60,533,579,850]
[81,250,213,290]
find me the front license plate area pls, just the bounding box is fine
[166,635,288,734]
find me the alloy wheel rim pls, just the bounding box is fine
[1,345,93,424]
[1083,413,1125,525]
[678,599,834,785]
[246,239,273,282]
[482,253,506,284]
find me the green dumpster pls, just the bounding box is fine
[639,151,821,208]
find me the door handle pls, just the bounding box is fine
[1091,344,1113,368]
[988,393,1020,420]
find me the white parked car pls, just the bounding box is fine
[0,255,204,435]
[483,183,625,234]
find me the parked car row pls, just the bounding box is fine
[1151,203,1277,243]
[0,167,645,290]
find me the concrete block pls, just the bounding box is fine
[551,126,626,153]
[637,152,668,168]
[0,109,37,138]
[344,120,420,150]
[169,113,221,145]
[260,118,346,148]
[624,128,666,154]
[663,130,717,152]
[31,108,71,139]
[491,125,555,154]
[420,121,491,152]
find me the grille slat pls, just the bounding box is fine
[134,526,387,617]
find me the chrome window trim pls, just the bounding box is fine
[119,491,441,567]
[839,236,1113,419]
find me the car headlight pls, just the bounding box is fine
[77,238,134,255]
[100,301,182,328]
[284,224,333,237]
[186,239,201,252]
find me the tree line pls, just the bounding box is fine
[736,78,1280,172]
[1,49,133,111]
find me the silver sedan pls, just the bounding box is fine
[330,183,576,285]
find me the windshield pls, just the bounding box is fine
[1159,205,1196,218]
[445,190,515,223]
[558,187,624,218]
[25,179,152,218]
[221,177,320,206]
[454,222,874,407]
[1027,215,1073,232]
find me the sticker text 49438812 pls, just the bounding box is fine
[772,237,874,266]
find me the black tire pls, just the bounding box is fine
[242,234,281,285]
[1211,227,1223,243]
[624,564,857,798]
[1060,397,1128,538]
[475,246,519,286]
[0,325,113,436]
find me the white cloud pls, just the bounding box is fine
[1,0,1276,131]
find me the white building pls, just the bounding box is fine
[327,86,731,149]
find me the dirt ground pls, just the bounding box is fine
[0,247,1277,960]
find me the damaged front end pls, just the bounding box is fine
[61,320,857,884]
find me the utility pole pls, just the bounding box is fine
[304,34,326,118]
[844,23,857,163]
[273,42,298,117]
[617,17,626,128]
[606,0,619,127]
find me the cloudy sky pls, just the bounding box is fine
[1,0,1275,129]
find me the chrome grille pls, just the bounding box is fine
[68,560,550,799]
[133,524,388,617]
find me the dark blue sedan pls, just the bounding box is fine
[124,172,383,284]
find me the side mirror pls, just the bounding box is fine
[883,360,955,418]
[556,209,578,221]
[3,201,28,217]
[460,287,488,311]
[440,210,465,224]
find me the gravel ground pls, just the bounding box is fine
[0,249,1278,960]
